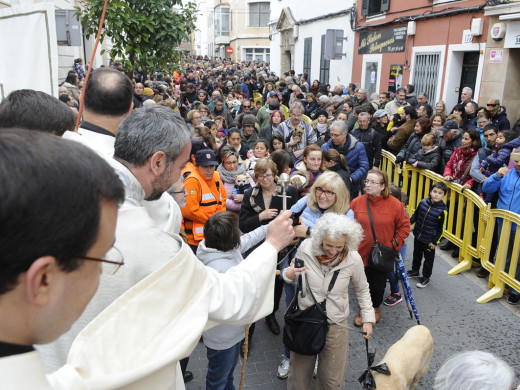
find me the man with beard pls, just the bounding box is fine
[385,87,410,117]
[40,106,295,389]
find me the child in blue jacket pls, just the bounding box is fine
[407,182,448,288]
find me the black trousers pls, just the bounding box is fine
[411,238,435,278]
[365,266,388,308]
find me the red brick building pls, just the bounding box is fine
[352,0,490,112]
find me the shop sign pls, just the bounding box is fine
[358,26,407,55]
[504,21,520,48]
[388,64,404,93]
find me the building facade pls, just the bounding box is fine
[269,1,356,85]
[208,0,270,62]
[481,1,520,123]
[352,0,490,111]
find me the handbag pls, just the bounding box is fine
[366,198,399,274]
[283,269,340,355]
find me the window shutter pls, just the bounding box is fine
[381,0,390,13]
[361,0,369,16]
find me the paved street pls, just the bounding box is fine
[187,238,520,389]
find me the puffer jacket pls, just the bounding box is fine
[408,145,442,173]
[481,136,520,176]
[410,197,447,244]
[351,127,382,167]
[439,130,462,171]
[395,132,424,164]
[282,238,376,324]
[321,134,369,196]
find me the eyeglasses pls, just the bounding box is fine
[78,246,124,275]
[365,180,383,186]
[257,173,274,180]
[224,160,238,166]
[242,105,251,108]
[315,187,335,197]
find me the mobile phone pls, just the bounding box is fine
[295,258,304,269]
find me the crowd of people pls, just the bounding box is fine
[0,55,519,390]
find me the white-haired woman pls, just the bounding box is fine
[434,351,517,390]
[283,213,375,390]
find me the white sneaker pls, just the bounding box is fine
[277,355,290,379]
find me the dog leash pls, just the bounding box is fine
[358,338,391,389]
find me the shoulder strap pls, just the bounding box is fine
[326,270,340,297]
[366,197,378,243]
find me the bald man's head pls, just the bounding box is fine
[84,68,133,116]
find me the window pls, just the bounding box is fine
[249,2,270,27]
[303,38,312,76]
[244,48,270,63]
[215,6,231,37]
[361,0,390,17]
[319,35,330,84]
[412,53,441,105]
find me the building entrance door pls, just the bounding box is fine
[458,52,479,103]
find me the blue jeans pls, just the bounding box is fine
[388,242,407,294]
[283,281,297,358]
[206,343,240,390]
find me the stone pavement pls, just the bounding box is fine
[186,238,520,389]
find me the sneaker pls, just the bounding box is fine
[507,294,520,305]
[416,277,430,288]
[383,292,403,306]
[407,269,419,278]
[277,355,290,379]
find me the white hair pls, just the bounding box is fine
[434,351,514,390]
[462,86,473,96]
[311,213,363,251]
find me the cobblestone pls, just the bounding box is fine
[187,239,520,389]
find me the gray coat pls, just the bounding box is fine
[198,225,268,350]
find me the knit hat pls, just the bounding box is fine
[226,81,233,87]
[373,109,387,119]
[319,95,329,104]
[315,110,328,119]
[143,88,154,97]
[242,114,258,127]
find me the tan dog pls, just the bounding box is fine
[372,325,433,390]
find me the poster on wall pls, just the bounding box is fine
[358,26,407,55]
[388,64,404,93]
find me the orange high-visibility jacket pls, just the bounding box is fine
[181,168,227,246]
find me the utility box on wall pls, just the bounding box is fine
[55,10,81,46]
[324,29,344,60]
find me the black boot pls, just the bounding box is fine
[265,313,280,335]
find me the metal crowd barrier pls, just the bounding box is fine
[380,150,520,303]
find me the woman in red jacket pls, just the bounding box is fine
[348,168,410,325]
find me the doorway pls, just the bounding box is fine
[458,52,479,103]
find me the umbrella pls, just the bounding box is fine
[395,255,420,324]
